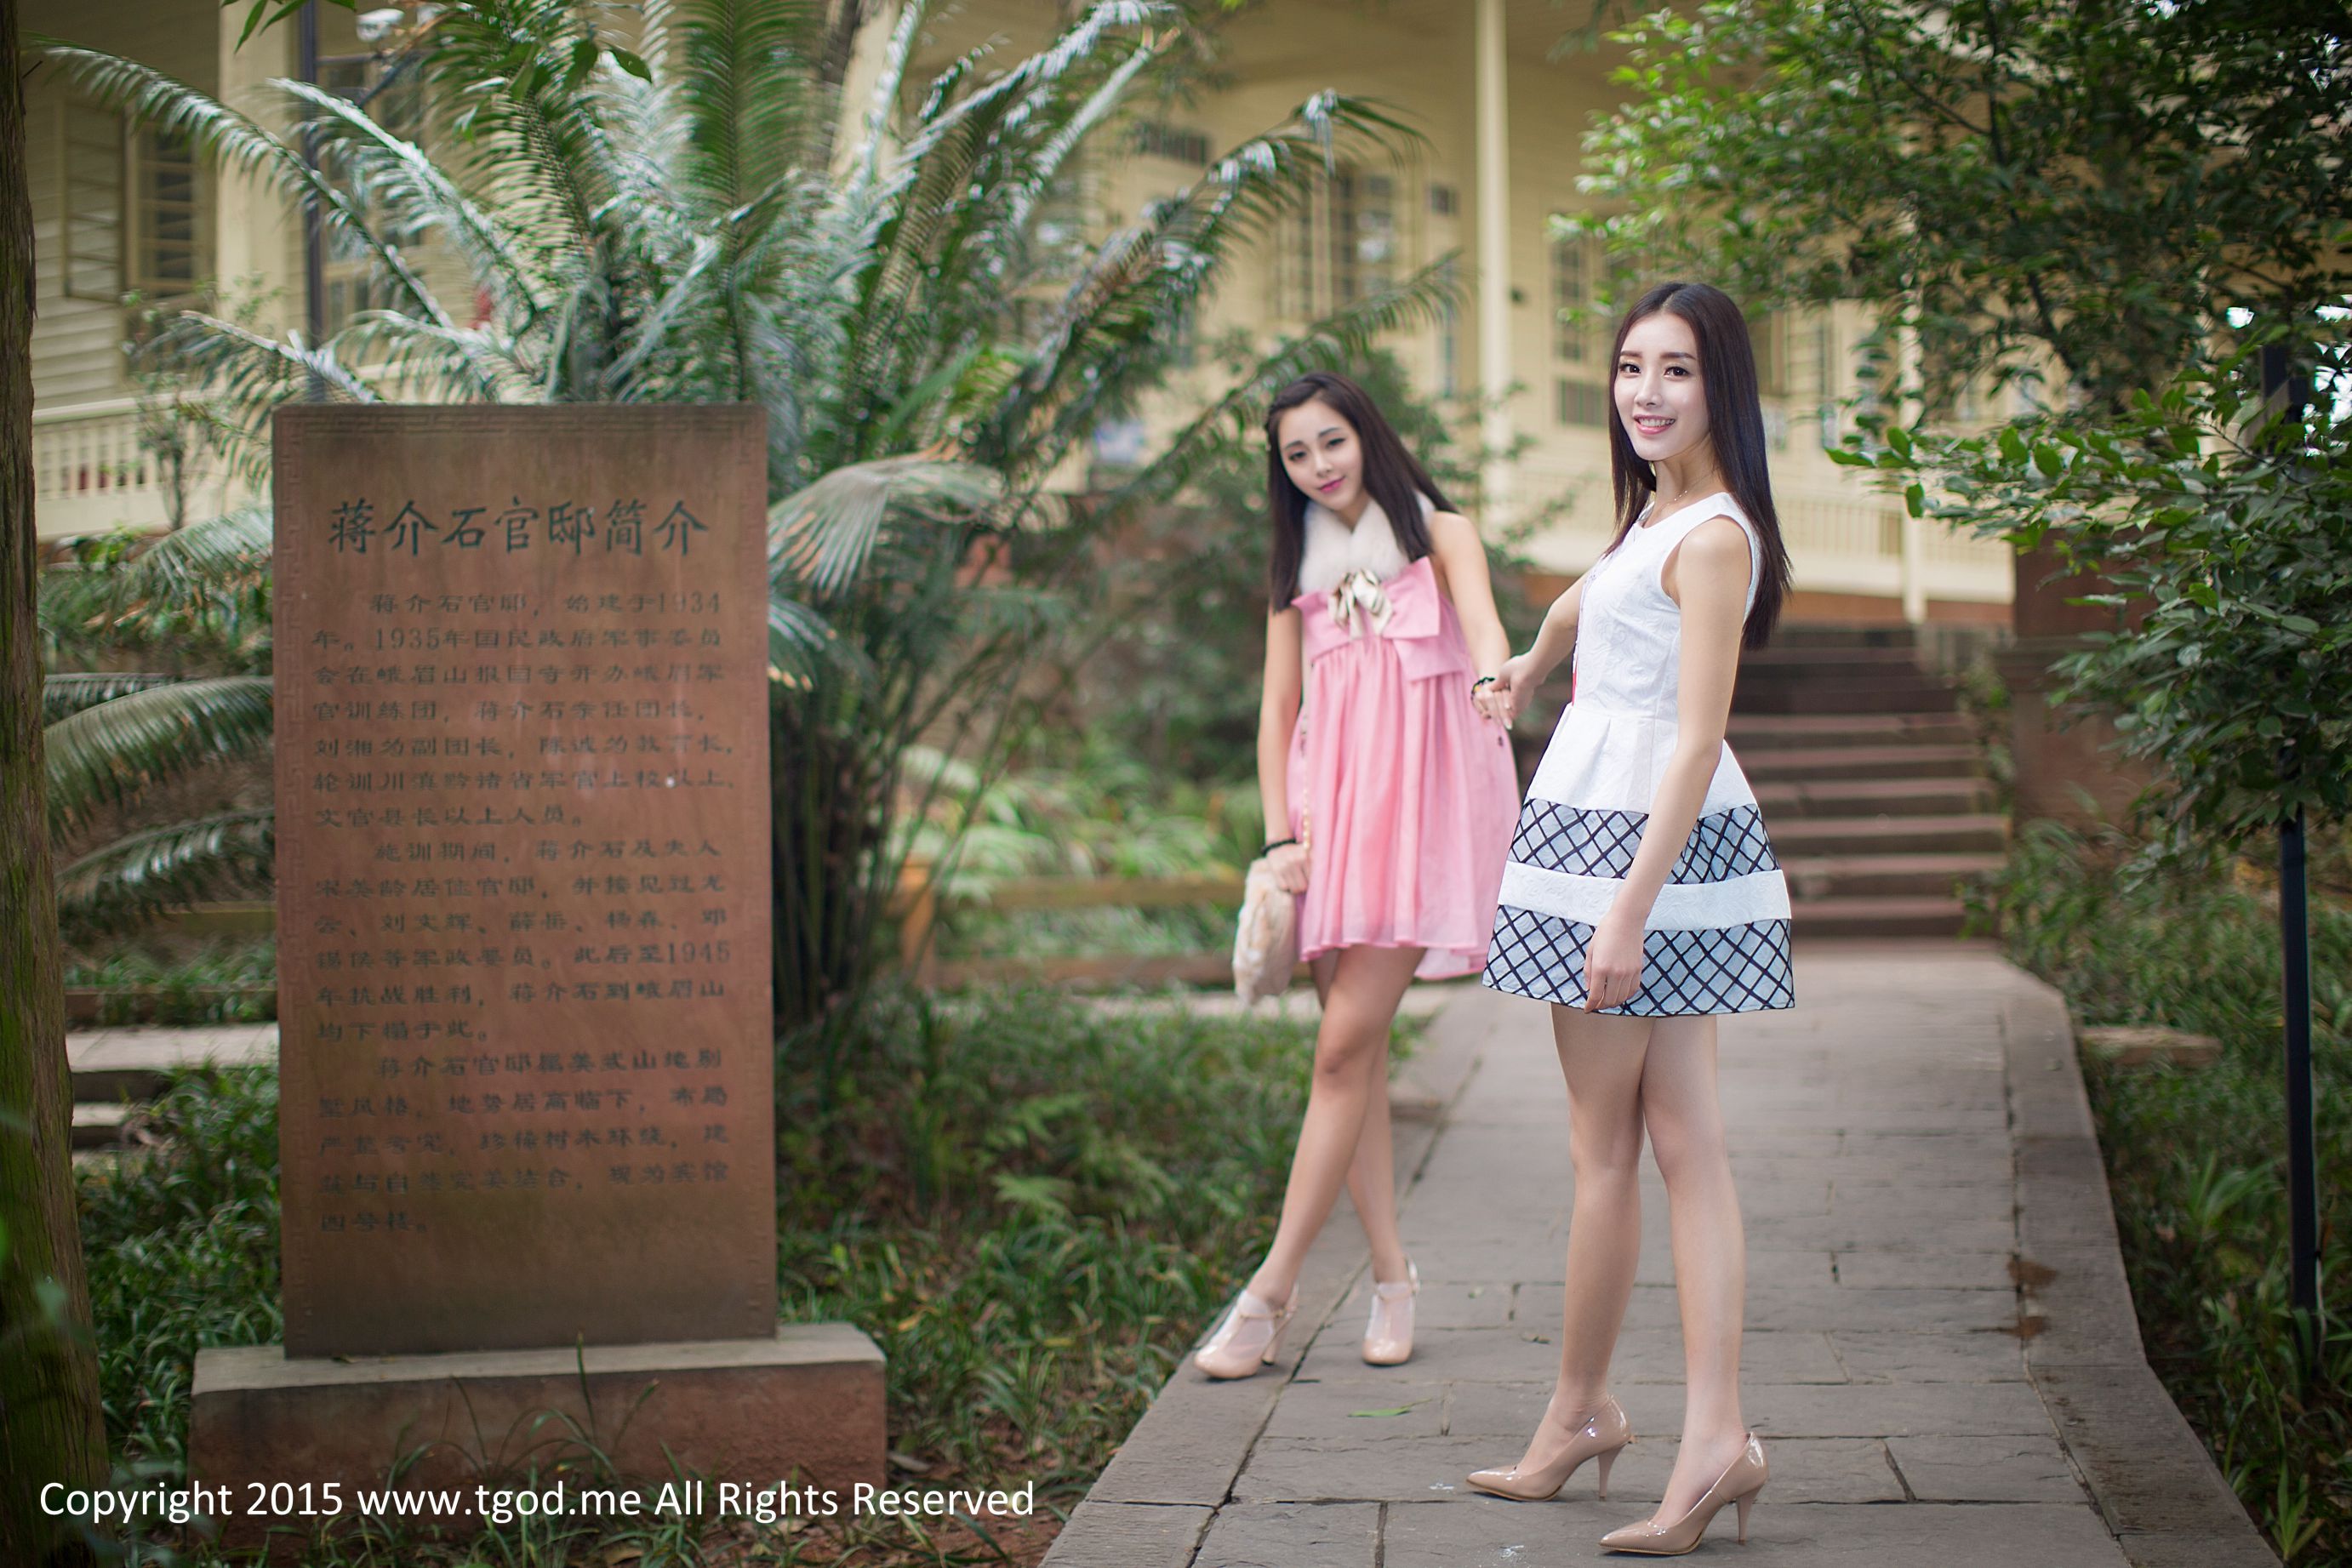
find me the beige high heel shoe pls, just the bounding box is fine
[1193,1284,1299,1379]
[1362,1260,1419,1365]
[1598,1432,1767,1555]
[1466,1394,1634,1500]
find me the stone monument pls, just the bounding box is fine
[191,407,882,1545]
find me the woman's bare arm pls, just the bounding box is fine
[1257,607,1310,891]
[1425,510,1511,677]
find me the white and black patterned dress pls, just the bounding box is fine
[1481,491,1796,1015]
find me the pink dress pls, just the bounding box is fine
[1284,499,1520,978]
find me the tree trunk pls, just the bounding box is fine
[0,3,110,1562]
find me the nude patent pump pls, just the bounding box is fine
[1194,1284,1299,1379]
[1598,1432,1767,1555]
[1362,1259,1419,1365]
[1466,1394,1634,1500]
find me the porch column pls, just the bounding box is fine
[1474,0,1513,518]
[214,3,301,334]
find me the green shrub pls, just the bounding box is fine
[1989,821,2352,1562]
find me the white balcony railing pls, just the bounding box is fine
[32,396,246,540]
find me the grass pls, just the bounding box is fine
[935,901,1236,961]
[1987,820,2352,1564]
[75,984,1364,1565]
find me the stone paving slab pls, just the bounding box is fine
[1042,948,2280,1568]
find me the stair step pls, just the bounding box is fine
[68,1025,277,1105]
[1767,813,2008,855]
[1735,683,1961,715]
[1766,625,1927,651]
[1781,852,2005,899]
[1741,645,1927,670]
[1751,777,1995,818]
[1789,895,1971,938]
[1726,712,1975,750]
[72,1101,134,1150]
[1742,744,1986,783]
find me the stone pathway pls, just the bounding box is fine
[1044,943,2277,1567]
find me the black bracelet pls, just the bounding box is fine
[1471,676,1498,690]
[1261,837,1298,856]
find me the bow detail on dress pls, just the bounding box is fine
[1328,567,1396,638]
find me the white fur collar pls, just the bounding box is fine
[1298,493,1426,595]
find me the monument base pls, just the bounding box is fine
[191,1323,884,1556]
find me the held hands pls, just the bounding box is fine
[1474,653,1536,727]
[1582,907,1646,1012]
[1267,841,1310,894]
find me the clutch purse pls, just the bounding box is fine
[1231,854,1300,1006]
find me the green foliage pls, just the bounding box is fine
[77,1067,283,1468]
[41,509,280,944]
[1989,821,2352,1562]
[46,3,1453,1036]
[77,992,1332,1563]
[1567,0,2352,413]
[774,987,1323,1492]
[1863,326,2352,853]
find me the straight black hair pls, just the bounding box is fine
[1605,281,1793,648]
[1264,371,1456,607]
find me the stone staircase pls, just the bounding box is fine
[1733,629,2006,938]
[66,1023,277,1160]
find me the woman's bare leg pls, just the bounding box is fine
[1638,1015,1750,1521]
[1344,1029,1410,1283]
[1244,944,1424,1303]
[1499,1006,1653,1468]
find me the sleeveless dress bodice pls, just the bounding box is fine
[1482,492,1797,1015]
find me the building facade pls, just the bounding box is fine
[22,0,2010,624]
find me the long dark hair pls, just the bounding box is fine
[1264,371,1456,607]
[1604,282,1792,648]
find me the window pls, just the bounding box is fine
[60,100,203,306]
[128,128,201,299]
[1331,169,1395,305]
[1556,377,1609,428]
[1436,259,1461,396]
[1810,314,1841,448]
[59,98,124,301]
[1274,164,1396,317]
[1134,122,1209,166]
[1428,182,1459,219]
[1551,236,1591,362]
[1748,310,1787,399]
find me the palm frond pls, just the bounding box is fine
[156,310,383,408]
[46,676,276,834]
[769,456,1006,596]
[55,807,277,947]
[43,673,183,724]
[656,0,835,220]
[37,43,444,322]
[108,505,273,615]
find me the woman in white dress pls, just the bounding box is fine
[1467,282,1795,1555]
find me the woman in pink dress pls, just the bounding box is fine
[1195,371,1521,1378]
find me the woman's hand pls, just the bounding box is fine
[1475,652,1536,727]
[1267,841,1310,894]
[1582,906,1647,1012]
